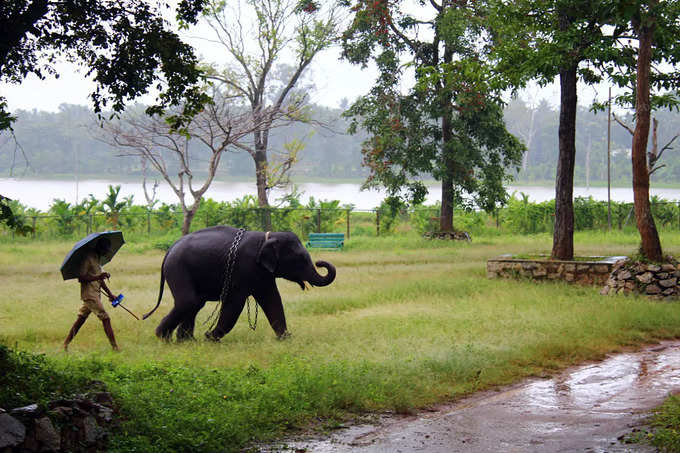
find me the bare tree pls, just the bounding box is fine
[140,157,160,210]
[200,0,340,229]
[613,114,679,176]
[101,94,282,235]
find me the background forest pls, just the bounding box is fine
[3,98,680,186]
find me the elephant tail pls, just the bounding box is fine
[143,245,172,320]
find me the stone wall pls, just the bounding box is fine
[0,390,114,452]
[486,255,627,285]
[601,260,680,300]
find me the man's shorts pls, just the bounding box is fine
[78,298,110,321]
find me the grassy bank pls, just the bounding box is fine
[1,231,680,451]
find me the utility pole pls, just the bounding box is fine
[607,87,612,231]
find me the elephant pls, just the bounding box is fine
[143,226,336,341]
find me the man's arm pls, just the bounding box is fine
[78,272,110,283]
[99,279,117,301]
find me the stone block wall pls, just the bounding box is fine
[486,255,627,286]
[0,391,114,452]
[601,260,680,300]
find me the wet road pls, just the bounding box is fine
[271,341,680,452]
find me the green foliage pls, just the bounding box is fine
[48,199,77,236]
[342,0,524,231]
[648,394,680,452]
[0,195,32,235]
[2,189,680,240]
[0,343,88,408]
[0,0,209,132]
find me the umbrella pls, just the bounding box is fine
[60,231,125,280]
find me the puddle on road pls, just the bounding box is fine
[267,341,680,453]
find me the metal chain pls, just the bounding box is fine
[205,228,247,332]
[246,297,258,330]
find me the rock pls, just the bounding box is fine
[81,415,104,446]
[0,413,26,448]
[10,404,39,417]
[625,281,636,290]
[662,264,677,272]
[34,417,60,452]
[49,406,73,418]
[564,264,576,272]
[594,265,610,274]
[660,278,678,288]
[617,270,632,280]
[657,272,670,279]
[636,272,654,284]
[633,264,647,274]
[600,286,610,296]
[646,284,662,295]
[648,264,662,272]
[533,268,547,277]
[663,288,676,296]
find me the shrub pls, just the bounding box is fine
[0,343,88,408]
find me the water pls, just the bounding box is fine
[268,341,680,453]
[2,178,680,211]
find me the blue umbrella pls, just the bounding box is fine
[60,231,125,280]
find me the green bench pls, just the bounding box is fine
[306,233,345,250]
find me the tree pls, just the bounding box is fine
[342,0,524,232]
[101,93,292,235]
[602,0,680,262]
[490,0,621,259]
[200,0,340,229]
[0,0,210,229]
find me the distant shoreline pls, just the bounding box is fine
[2,175,678,189]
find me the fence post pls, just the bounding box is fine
[316,209,321,233]
[147,211,151,235]
[88,214,93,235]
[376,209,380,236]
[31,216,37,239]
[346,209,351,239]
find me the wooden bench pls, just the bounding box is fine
[306,233,344,250]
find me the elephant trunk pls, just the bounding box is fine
[306,260,336,287]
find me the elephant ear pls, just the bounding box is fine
[257,236,279,273]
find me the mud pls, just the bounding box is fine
[270,341,680,452]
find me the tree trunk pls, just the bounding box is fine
[181,204,198,236]
[551,64,577,260]
[632,8,663,262]
[585,134,591,189]
[254,144,272,231]
[440,110,455,232]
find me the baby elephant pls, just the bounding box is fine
[143,226,336,341]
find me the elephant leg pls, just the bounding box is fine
[157,275,201,341]
[176,300,206,341]
[206,291,247,341]
[252,281,289,339]
[156,307,185,341]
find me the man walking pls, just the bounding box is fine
[63,237,120,351]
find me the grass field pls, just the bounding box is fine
[2,230,680,451]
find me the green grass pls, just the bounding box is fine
[647,394,680,452]
[2,230,680,451]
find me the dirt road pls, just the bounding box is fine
[271,341,680,452]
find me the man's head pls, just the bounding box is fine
[95,237,112,256]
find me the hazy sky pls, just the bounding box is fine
[0,2,614,115]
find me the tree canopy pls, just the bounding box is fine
[342,0,524,232]
[0,0,210,229]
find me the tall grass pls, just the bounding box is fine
[1,231,680,451]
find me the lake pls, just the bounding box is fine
[2,178,680,211]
